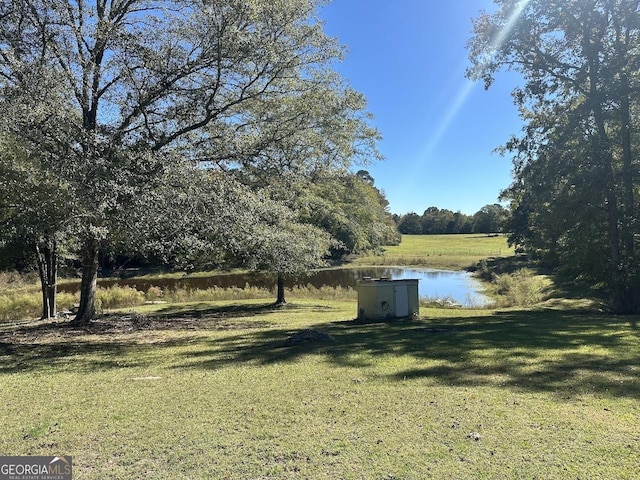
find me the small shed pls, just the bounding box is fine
[357,278,419,320]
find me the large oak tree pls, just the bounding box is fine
[0,0,368,322]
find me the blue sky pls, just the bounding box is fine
[319,1,524,215]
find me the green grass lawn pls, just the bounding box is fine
[1,298,639,479]
[356,234,515,270]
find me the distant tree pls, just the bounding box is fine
[397,213,423,234]
[227,170,398,304]
[421,207,461,234]
[451,211,474,234]
[244,216,334,306]
[297,173,400,258]
[472,204,508,234]
[420,207,440,234]
[395,207,475,235]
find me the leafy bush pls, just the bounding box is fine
[0,291,79,322]
[57,292,79,312]
[0,294,39,321]
[492,269,551,307]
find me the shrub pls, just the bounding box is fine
[97,286,145,309]
[57,292,80,312]
[492,269,551,307]
[145,286,164,301]
[0,294,39,321]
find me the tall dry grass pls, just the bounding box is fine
[0,281,357,322]
[490,269,553,307]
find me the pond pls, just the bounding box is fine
[310,267,490,307]
[352,267,491,307]
[84,266,490,307]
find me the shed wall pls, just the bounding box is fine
[357,279,419,320]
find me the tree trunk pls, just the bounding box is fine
[617,81,638,313]
[72,236,100,324]
[597,142,627,311]
[619,79,634,261]
[35,238,57,320]
[592,124,623,309]
[587,61,625,311]
[275,273,286,306]
[36,246,50,320]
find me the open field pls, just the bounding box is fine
[1,235,637,477]
[1,298,639,479]
[355,234,515,269]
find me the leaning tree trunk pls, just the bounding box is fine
[35,238,57,320]
[72,236,100,324]
[275,273,286,306]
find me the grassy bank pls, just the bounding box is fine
[356,234,514,270]
[0,273,356,323]
[1,298,639,478]
[1,235,638,478]
[0,234,532,322]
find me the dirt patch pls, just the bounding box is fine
[281,329,333,346]
[0,308,273,346]
[423,326,460,334]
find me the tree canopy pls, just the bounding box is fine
[296,172,400,258]
[468,0,640,312]
[0,0,387,320]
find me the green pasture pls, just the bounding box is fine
[1,234,637,478]
[1,298,639,479]
[356,234,515,269]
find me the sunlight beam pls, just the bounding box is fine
[419,0,530,164]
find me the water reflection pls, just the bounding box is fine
[313,267,491,307]
[82,267,490,307]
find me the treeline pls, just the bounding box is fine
[468,0,640,312]
[394,204,508,235]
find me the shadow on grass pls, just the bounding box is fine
[0,320,199,375]
[151,301,289,320]
[178,308,640,399]
[2,302,639,399]
[0,302,284,375]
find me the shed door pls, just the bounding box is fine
[394,285,409,317]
